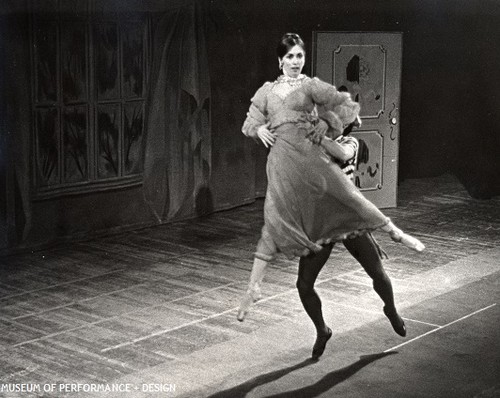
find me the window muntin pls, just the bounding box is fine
[31,5,148,198]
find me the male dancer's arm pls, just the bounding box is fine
[320,136,356,163]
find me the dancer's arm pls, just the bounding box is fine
[320,136,356,163]
[242,82,272,141]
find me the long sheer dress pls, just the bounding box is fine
[242,75,390,259]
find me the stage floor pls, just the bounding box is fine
[0,174,499,397]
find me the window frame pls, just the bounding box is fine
[29,1,150,200]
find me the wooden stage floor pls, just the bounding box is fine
[0,174,499,397]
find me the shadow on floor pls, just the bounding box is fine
[206,352,397,398]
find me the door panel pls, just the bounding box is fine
[313,32,402,208]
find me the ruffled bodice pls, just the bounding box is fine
[242,75,385,259]
[243,76,336,137]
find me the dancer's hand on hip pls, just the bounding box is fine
[257,123,276,148]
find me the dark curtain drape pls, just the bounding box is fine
[143,1,211,223]
[4,12,32,244]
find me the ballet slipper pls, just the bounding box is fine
[237,258,268,321]
[383,306,407,337]
[390,230,425,252]
[237,284,262,322]
[381,222,425,252]
[312,327,332,360]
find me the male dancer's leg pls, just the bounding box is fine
[343,233,406,336]
[297,243,334,359]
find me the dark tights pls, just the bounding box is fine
[343,233,396,311]
[297,242,334,336]
[296,233,396,335]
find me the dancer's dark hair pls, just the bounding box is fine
[276,32,305,59]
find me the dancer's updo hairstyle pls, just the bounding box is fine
[276,33,305,59]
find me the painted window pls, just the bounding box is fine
[31,1,149,197]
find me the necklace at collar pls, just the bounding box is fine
[277,74,307,86]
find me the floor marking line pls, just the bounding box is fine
[384,303,497,353]
[101,307,238,352]
[101,270,363,353]
[0,268,127,302]
[320,301,443,327]
[327,301,381,315]
[12,282,237,348]
[402,317,442,328]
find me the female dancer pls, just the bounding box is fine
[237,33,423,357]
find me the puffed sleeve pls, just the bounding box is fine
[242,82,271,139]
[307,77,360,135]
[306,77,341,105]
[316,109,344,136]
